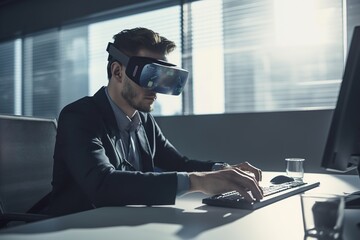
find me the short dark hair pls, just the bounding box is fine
[107,27,176,79]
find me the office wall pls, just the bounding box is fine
[0,0,177,42]
[156,109,353,174]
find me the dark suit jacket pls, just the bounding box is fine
[45,87,214,216]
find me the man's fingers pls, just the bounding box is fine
[235,183,262,202]
[236,187,255,202]
[195,167,264,202]
[243,180,263,201]
[235,162,262,182]
[231,169,263,201]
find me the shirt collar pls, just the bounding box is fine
[105,87,142,132]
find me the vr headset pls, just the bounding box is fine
[106,42,189,95]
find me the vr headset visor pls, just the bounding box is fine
[106,43,189,95]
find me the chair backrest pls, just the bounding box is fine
[0,115,57,214]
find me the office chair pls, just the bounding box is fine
[0,114,57,228]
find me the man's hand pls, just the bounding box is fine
[188,163,263,202]
[229,162,262,182]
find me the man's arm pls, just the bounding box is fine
[143,113,216,172]
[140,114,263,201]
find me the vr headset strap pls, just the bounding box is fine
[106,43,129,66]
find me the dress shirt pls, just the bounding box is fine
[105,88,142,170]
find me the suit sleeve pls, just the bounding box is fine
[144,114,215,172]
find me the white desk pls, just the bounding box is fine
[0,172,359,240]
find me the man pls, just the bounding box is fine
[45,27,263,216]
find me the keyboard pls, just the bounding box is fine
[202,181,320,210]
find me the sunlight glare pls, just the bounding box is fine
[274,0,327,46]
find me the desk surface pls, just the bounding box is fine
[1,172,359,240]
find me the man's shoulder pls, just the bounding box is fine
[57,96,105,131]
[59,95,109,127]
[61,87,110,116]
[62,96,96,114]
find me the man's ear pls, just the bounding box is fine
[111,62,123,81]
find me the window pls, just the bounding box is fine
[0,0,353,118]
[185,0,343,114]
[0,40,16,114]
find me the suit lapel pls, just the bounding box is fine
[92,87,123,168]
[92,87,119,137]
[137,125,154,172]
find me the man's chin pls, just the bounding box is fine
[136,104,154,113]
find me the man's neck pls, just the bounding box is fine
[106,86,136,118]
